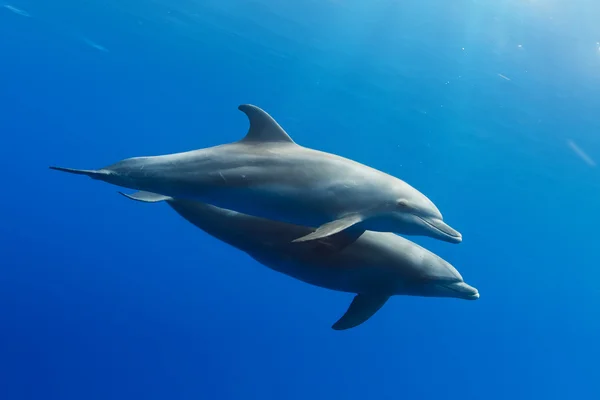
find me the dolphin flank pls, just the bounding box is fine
[50,104,462,244]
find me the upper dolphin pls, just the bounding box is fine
[50,104,462,244]
[162,198,478,330]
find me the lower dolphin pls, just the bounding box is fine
[153,198,478,330]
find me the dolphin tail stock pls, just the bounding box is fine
[332,293,390,331]
[118,191,172,203]
[49,166,109,180]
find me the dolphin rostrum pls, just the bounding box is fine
[50,104,462,244]
[156,198,478,330]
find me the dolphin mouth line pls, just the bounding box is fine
[417,215,462,240]
[440,282,480,299]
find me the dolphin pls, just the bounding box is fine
[50,104,462,244]
[155,197,478,330]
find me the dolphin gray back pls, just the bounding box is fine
[166,200,360,253]
[167,200,304,247]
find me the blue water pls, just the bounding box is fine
[1,1,599,399]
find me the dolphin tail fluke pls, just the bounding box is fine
[332,293,390,331]
[119,191,172,203]
[292,214,364,243]
[49,166,108,180]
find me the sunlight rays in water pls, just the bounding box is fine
[2,3,110,53]
[567,140,596,167]
[81,37,109,53]
[2,4,31,17]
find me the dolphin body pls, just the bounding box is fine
[50,104,462,244]
[160,198,478,330]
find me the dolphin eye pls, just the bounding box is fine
[397,199,410,209]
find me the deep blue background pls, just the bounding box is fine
[1,1,599,399]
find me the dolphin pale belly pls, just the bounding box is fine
[50,104,462,244]
[151,198,478,330]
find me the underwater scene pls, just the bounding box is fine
[1,1,599,399]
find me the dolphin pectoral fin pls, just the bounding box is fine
[118,191,172,203]
[332,294,390,331]
[238,104,296,144]
[311,229,366,255]
[291,214,364,243]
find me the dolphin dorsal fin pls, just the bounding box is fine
[238,104,296,144]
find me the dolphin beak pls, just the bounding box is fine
[420,216,462,243]
[441,281,480,300]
